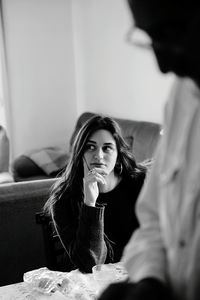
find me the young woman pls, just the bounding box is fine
[44,114,147,273]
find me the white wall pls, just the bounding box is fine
[73,0,174,122]
[3,0,77,159]
[2,0,174,160]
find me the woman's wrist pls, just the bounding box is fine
[81,203,105,221]
[84,201,96,207]
[84,195,96,207]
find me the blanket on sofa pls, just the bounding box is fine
[25,147,70,175]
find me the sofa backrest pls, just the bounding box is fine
[0,178,57,286]
[70,112,161,163]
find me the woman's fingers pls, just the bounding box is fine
[87,168,106,185]
[83,168,107,206]
[87,168,107,184]
[88,167,108,177]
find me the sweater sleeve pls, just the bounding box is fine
[52,197,108,273]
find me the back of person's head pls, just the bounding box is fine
[127,0,198,27]
[127,0,200,82]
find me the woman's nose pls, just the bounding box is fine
[94,148,103,160]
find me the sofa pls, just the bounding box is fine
[12,112,161,182]
[0,112,161,286]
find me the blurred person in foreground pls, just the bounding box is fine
[98,0,200,299]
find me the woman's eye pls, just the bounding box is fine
[85,144,95,151]
[103,146,114,152]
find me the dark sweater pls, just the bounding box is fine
[53,172,145,273]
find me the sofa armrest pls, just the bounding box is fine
[0,178,58,286]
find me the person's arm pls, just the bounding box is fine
[121,94,176,285]
[52,196,108,273]
[122,141,167,282]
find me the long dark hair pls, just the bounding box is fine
[44,114,146,215]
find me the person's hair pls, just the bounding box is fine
[127,0,199,17]
[44,114,147,215]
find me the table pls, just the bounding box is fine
[0,282,66,300]
[0,263,128,300]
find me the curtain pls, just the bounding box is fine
[0,0,11,132]
[0,0,13,168]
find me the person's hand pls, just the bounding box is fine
[83,163,107,207]
[98,279,171,300]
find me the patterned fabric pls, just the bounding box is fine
[25,147,69,175]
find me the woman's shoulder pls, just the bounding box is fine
[52,184,79,206]
[117,173,145,202]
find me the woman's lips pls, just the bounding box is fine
[90,163,105,168]
[90,164,108,177]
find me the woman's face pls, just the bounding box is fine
[83,129,118,175]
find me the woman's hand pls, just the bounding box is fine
[83,162,107,207]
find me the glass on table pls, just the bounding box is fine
[92,263,128,293]
[93,264,117,284]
